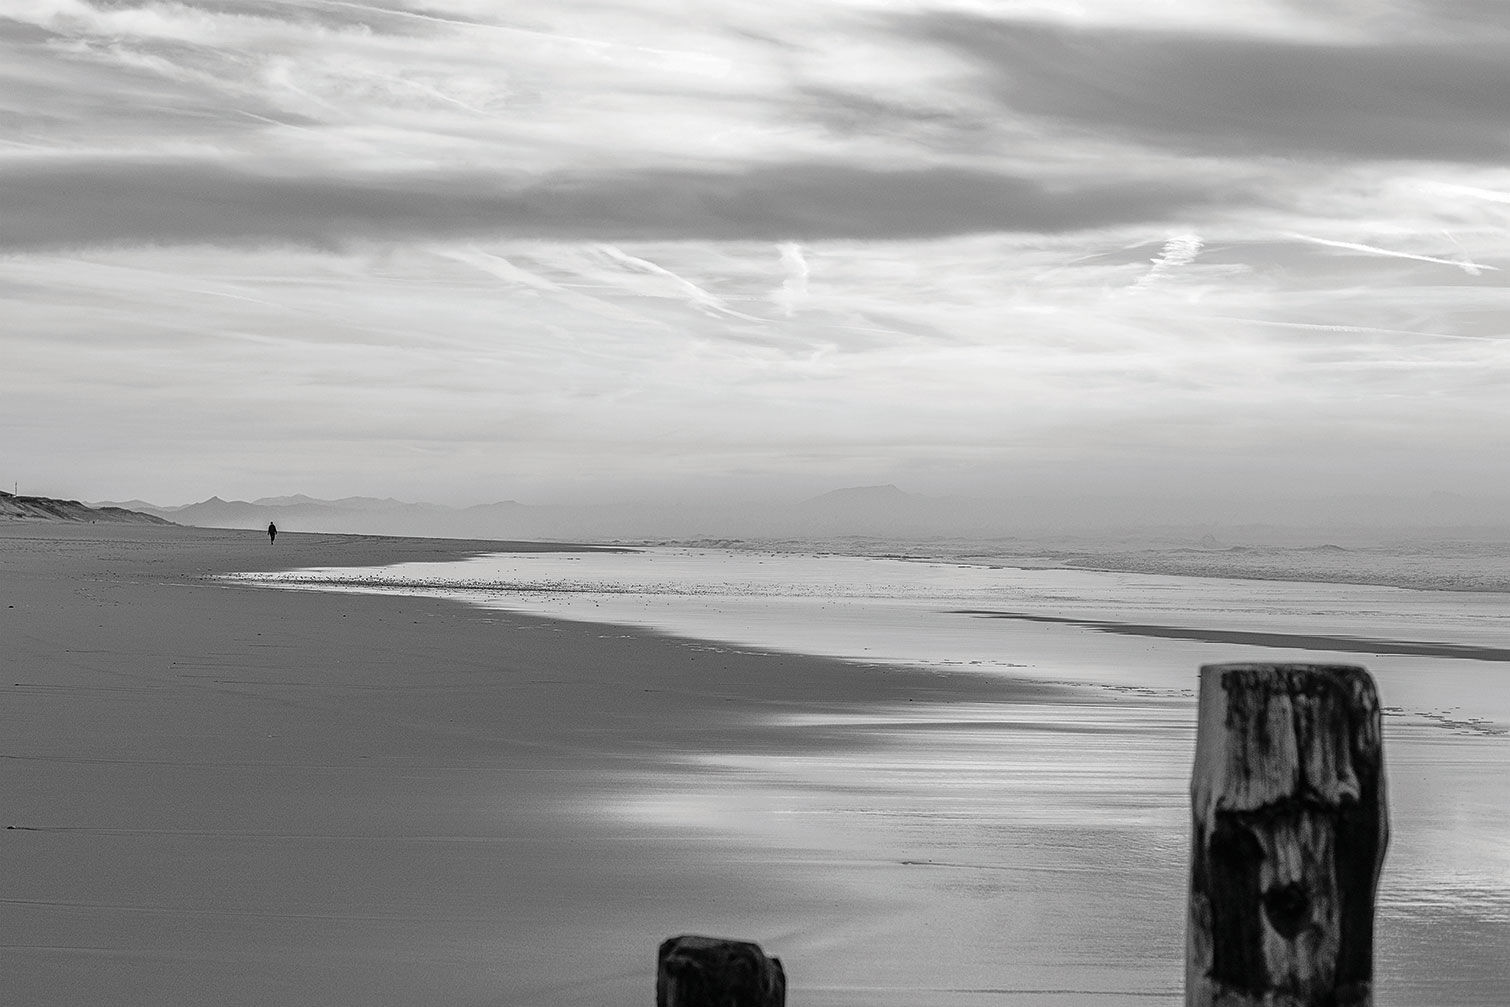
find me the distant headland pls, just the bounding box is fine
[0,490,173,525]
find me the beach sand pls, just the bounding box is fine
[4,523,1173,1006]
[8,524,1504,1006]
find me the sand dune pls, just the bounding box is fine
[1,491,171,525]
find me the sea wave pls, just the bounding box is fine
[662,535,1510,594]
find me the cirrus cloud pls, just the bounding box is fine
[4,0,1510,511]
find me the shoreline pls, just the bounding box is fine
[6,522,1506,1005]
[4,523,1141,1006]
[14,516,1510,596]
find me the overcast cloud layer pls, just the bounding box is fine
[4,1,1510,517]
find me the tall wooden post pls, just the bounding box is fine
[657,935,786,1007]
[1187,663,1388,1006]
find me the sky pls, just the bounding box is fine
[4,0,1510,513]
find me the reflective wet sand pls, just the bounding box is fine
[5,527,1506,1005]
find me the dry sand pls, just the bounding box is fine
[2,523,1105,1006]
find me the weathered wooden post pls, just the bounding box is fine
[657,934,786,1007]
[1187,663,1388,1006]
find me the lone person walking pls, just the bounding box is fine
[267,522,277,544]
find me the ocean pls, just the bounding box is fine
[231,539,1510,1004]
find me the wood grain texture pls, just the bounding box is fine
[1187,664,1387,1007]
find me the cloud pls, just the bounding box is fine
[6,3,1510,509]
[8,227,1510,506]
[592,244,766,321]
[773,242,809,316]
[1285,231,1497,275]
[1131,233,1203,289]
[7,0,446,37]
[917,15,1510,163]
[0,156,1238,251]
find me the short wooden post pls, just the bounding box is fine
[657,935,786,1007]
[1186,663,1388,1006]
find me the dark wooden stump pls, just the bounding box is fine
[657,935,786,1007]
[1187,663,1388,1006]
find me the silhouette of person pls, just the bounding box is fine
[267,522,277,544]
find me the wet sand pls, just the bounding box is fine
[955,609,1510,662]
[7,523,1505,1006]
[2,523,1112,1006]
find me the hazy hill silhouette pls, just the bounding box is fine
[2,491,173,525]
[87,485,1510,543]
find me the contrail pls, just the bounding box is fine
[234,110,321,134]
[436,246,669,330]
[595,245,765,322]
[1419,181,1510,205]
[1287,232,1496,275]
[1197,315,1494,343]
[315,0,724,65]
[441,246,564,293]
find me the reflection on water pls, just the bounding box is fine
[236,546,1510,1003]
[605,702,1510,1005]
[604,698,1192,1004]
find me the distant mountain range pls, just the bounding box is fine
[86,485,992,541]
[2,491,173,525]
[79,484,1510,543]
